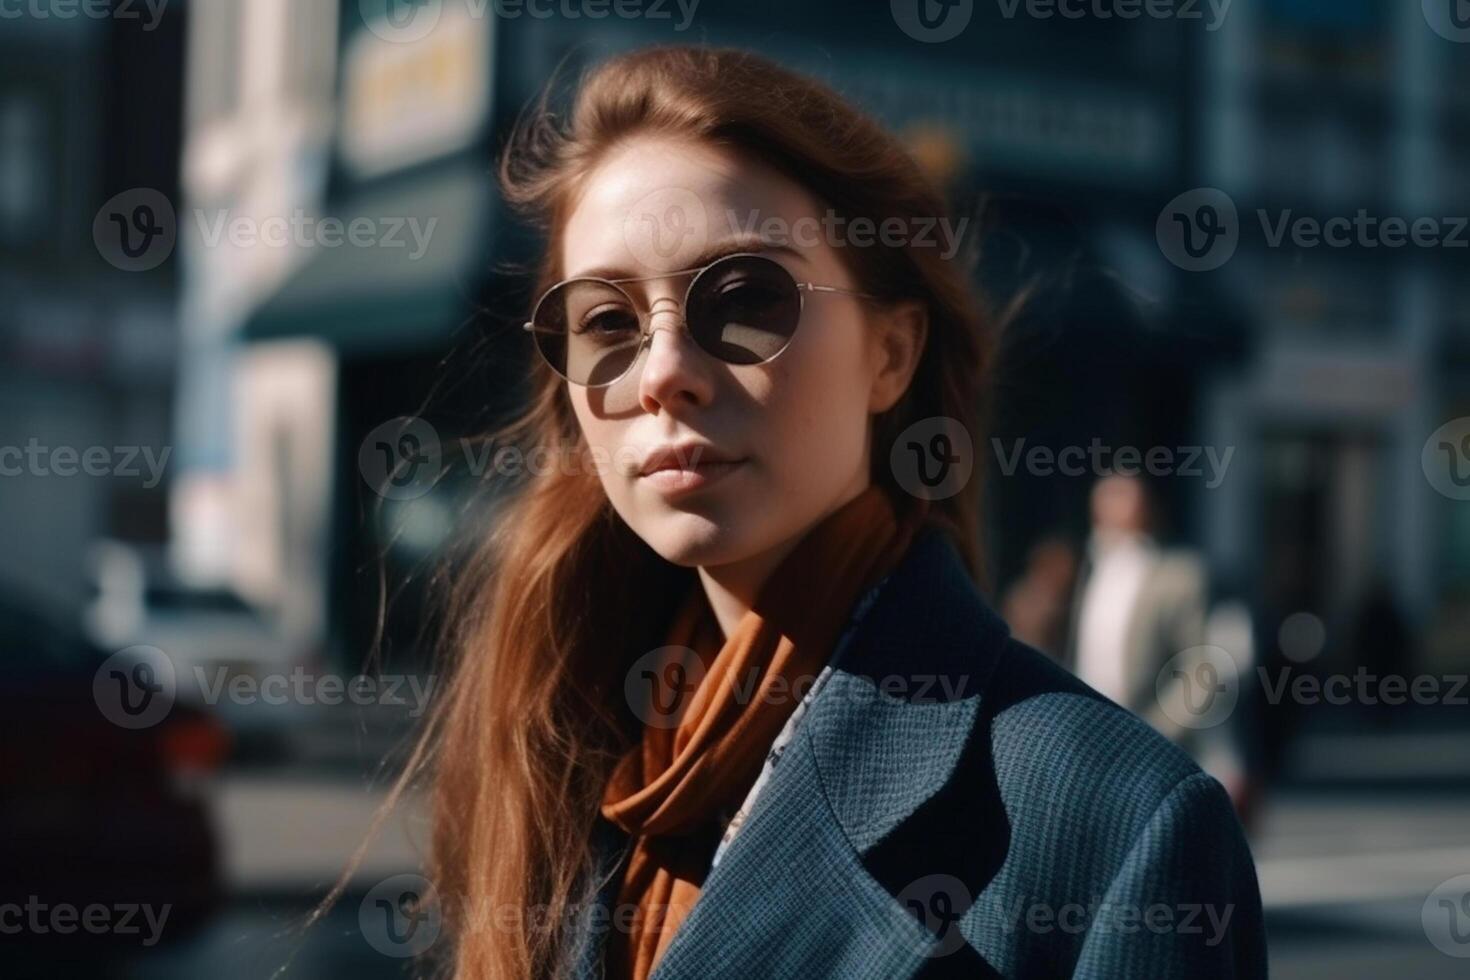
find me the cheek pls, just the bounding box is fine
[569,394,628,483]
[758,317,872,472]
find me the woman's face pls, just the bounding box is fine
[560,136,922,571]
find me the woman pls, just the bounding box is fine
[420,45,1266,979]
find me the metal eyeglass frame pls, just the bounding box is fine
[521,251,877,388]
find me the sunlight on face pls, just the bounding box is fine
[561,137,885,571]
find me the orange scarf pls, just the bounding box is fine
[600,484,930,980]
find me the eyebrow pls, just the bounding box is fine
[567,237,807,283]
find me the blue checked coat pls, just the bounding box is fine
[571,524,1267,978]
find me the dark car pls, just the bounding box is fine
[0,591,228,967]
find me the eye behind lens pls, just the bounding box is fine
[688,254,801,364]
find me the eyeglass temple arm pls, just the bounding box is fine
[797,283,877,299]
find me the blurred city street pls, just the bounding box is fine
[1262,789,1470,979]
[4,0,1468,974]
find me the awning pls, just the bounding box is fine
[243,158,500,354]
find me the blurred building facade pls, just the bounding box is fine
[0,5,185,610]
[1197,0,1470,682]
[175,0,342,666]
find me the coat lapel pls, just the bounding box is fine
[577,527,1010,979]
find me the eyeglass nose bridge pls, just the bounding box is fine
[623,305,699,373]
[643,301,689,336]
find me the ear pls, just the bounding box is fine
[867,299,928,414]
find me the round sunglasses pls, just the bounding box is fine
[522,252,875,388]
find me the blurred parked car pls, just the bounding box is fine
[0,591,228,963]
[84,539,289,673]
[82,539,311,760]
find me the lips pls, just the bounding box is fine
[637,443,743,476]
[636,443,747,496]
[640,460,745,495]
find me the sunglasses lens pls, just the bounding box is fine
[529,255,805,385]
[532,279,645,386]
[686,255,801,365]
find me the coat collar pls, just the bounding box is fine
[574,524,1011,979]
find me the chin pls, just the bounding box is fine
[635,507,756,569]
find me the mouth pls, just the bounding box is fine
[638,456,748,495]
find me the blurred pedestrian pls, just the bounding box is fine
[1063,474,1212,748]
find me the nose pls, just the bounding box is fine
[636,303,715,415]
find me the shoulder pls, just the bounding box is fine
[987,632,1205,802]
[801,526,1262,972]
[984,634,1236,851]
[816,525,1242,871]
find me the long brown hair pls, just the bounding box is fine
[338,44,998,979]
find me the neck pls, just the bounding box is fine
[697,538,799,641]
[697,478,873,640]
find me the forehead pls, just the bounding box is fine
[560,136,823,281]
